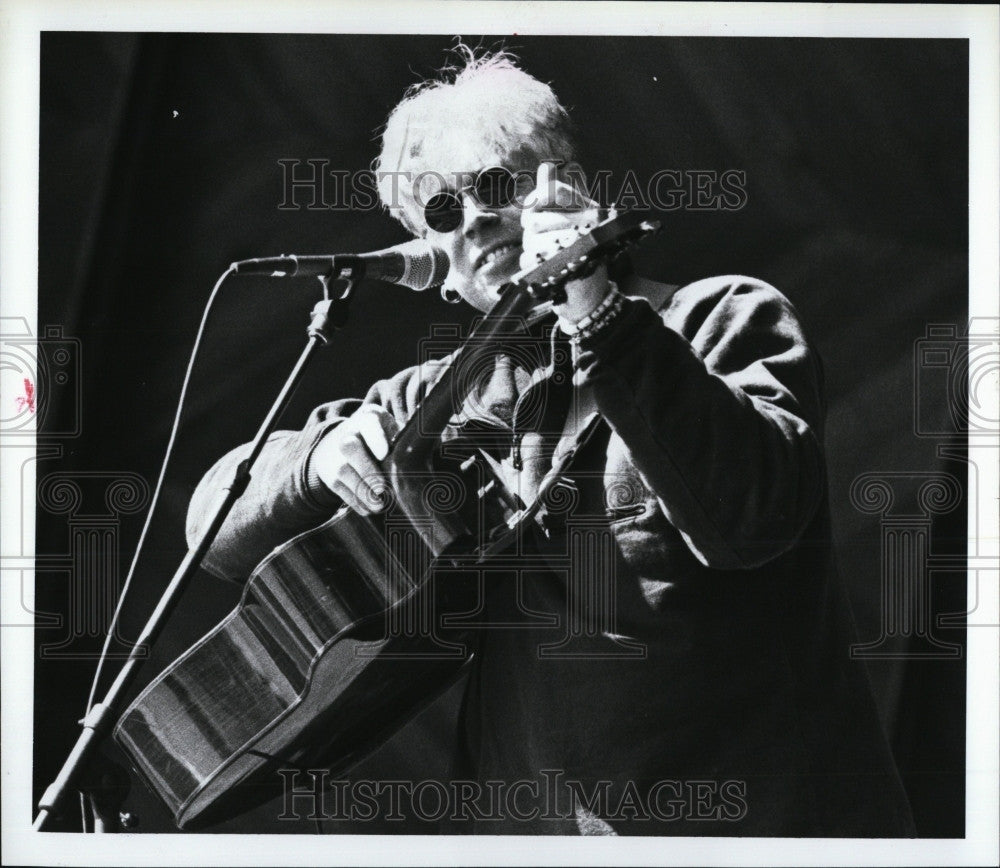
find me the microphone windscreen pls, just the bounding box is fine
[387,238,448,291]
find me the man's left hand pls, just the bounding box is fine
[519,162,611,325]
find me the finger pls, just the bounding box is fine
[356,406,401,460]
[528,164,597,212]
[520,162,565,211]
[355,410,390,461]
[521,207,599,236]
[330,477,370,515]
[340,434,387,485]
[376,408,401,449]
[360,475,392,513]
[341,463,389,513]
[520,225,587,264]
[527,204,599,226]
[550,178,598,211]
[532,161,558,208]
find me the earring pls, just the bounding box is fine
[440,285,462,304]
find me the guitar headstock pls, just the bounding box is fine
[507,210,661,303]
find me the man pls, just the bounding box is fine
[187,48,915,835]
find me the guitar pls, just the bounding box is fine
[113,211,660,829]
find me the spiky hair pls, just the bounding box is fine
[374,44,578,235]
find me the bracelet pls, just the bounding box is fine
[559,282,623,337]
[567,290,625,344]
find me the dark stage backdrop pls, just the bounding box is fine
[34,34,968,835]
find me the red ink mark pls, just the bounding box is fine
[15,378,35,413]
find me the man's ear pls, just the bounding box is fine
[440,270,464,304]
[440,286,463,305]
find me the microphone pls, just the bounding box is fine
[230,238,449,291]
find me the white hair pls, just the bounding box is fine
[374,44,577,235]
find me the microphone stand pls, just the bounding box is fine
[33,274,353,832]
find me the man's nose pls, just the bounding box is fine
[461,191,499,238]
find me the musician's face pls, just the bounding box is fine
[406,142,536,312]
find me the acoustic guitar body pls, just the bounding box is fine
[114,506,477,829]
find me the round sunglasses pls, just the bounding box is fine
[423,166,531,234]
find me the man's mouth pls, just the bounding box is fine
[475,241,521,274]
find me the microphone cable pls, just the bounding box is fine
[83,265,237,720]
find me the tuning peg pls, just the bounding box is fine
[608,205,619,220]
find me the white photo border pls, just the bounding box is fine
[2,2,997,866]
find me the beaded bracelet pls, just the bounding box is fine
[570,291,625,343]
[559,282,624,338]
[561,286,626,346]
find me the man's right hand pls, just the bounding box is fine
[308,404,400,515]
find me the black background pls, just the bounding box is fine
[33,33,968,835]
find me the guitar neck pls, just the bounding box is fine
[386,210,656,469]
[386,281,542,469]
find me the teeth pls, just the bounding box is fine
[482,244,516,268]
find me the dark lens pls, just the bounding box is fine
[474,167,517,209]
[424,191,463,233]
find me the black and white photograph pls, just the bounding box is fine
[2,2,998,865]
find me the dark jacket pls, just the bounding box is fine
[187,274,915,836]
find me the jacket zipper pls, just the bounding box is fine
[510,326,561,472]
